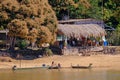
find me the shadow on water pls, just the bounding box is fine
[0,68,120,80]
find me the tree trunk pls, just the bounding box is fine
[9,36,16,51]
[31,42,35,49]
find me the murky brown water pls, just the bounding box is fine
[0,68,120,80]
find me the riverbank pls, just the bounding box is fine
[0,54,120,70]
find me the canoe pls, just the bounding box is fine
[12,65,47,70]
[48,66,60,69]
[71,63,92,69]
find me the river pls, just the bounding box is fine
[0,68,120,80]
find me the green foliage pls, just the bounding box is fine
[49,0,91,20]
[102,0,120,28]
[85,0,102,19]
[0,26,4,30]
[49,0,102,19]
[107,24,120,45]
[18,40,28,49]
[44,48,53,56]
[114,7,120,22]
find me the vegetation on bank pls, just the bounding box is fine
[0,0,120,58]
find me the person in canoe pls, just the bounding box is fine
[48,61,61,69]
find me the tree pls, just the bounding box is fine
[102,0,120,28]
[7,19,28,50]
[49,0,119,27]
[107,24,120,45]
[0,0,57,51]
[86,0,103,19]
[48,0,91,20]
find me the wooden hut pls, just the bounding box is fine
[58,24,106,38]
[56,19,106,50]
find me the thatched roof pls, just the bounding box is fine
[58,24,106,38]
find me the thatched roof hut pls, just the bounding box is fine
[58,24,106,39]
[59,19,114,31]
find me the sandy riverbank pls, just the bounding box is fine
[0,54,120,70]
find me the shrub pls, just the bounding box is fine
[18,40,28,49]
[44,48,53,56]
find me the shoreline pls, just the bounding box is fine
[0,54,120,70]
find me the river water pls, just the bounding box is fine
[0,68,120,80]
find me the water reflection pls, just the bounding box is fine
[0,69,120,80]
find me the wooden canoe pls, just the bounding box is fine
[12,65,46,70]
[48,66,60,69]
[71,63,92,69]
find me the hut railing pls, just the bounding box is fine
[103,46,116,54]
[63,46,117,55]
[63,46,104,56]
